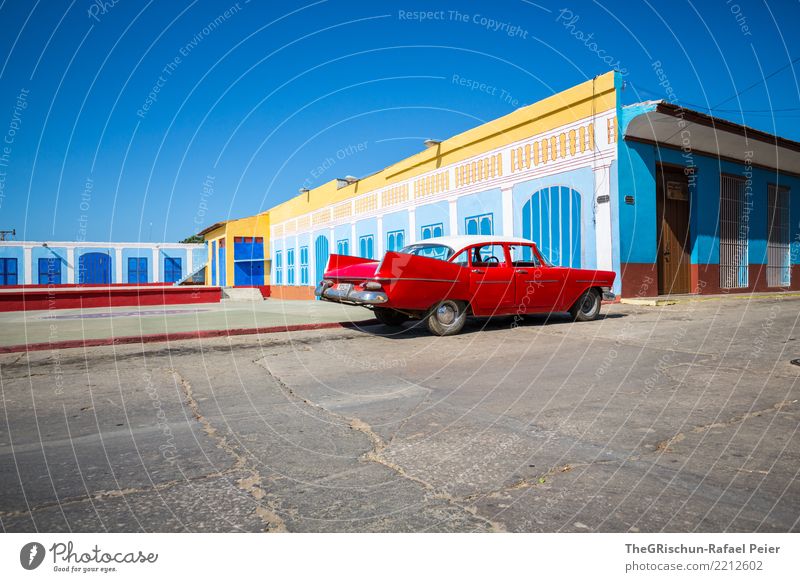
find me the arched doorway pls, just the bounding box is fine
[314,235,329,287]
[79,252,112,284]
[522,186,582,267]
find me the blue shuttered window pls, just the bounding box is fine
[359,235,374,259]
[336,239,349,255]
[299,246,309,285]
[0,258,18,285]
[274,250,283,285]
[287,248,295,285]
[127,257,148,283]
[164,257,182,283]
[38,258,61,284]
[421,223,443,240]
[465,213,493,235]
[386,230,405,252]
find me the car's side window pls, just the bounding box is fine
[471,244,507,267]
[509,244,540,267]
[451,249,469,266]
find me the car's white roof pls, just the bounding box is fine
[406,235,535,252]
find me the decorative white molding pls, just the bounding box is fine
[272,109,618,239]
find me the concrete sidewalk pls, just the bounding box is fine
[0,299,369,348]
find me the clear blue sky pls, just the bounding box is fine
[0,0,798,243]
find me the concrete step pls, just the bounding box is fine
[221,287,264,301]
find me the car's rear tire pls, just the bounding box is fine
[426,300,467,336]
[374,307,409,327]
[569,288,601,322]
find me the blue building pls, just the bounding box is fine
[0,241,206,286]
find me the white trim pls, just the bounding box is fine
[115,248,123,284]
[0,240,204,250]
[23,247,32,285]
[152,247,160,283]
[270,109,617,235]
[501,185,514,237]
[448,199,458,236]
[66,248,75,283]
[593,163,614,271]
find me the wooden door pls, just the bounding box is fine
[656,167,691,295]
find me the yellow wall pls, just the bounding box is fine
[203,212,271,286]
[269,72,617,225]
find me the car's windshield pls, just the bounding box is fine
[399,243,454,261]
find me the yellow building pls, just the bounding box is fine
[199,212,270,287]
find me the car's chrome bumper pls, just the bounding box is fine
[601,287,616,302]
[315,282,388,305]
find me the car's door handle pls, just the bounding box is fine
[516,269,529,274]
[472,269,485,274]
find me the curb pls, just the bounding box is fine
[621,292,800,307]
[0,319,379,354]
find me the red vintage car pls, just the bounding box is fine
[315,235,616,336]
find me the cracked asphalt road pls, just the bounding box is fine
[1,297,798,532]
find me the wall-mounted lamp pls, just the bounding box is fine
[423,139,441,148]
[336,176,359,189]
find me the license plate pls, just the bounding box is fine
[335,283,352,293]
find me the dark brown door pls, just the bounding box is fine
[656,166,691,295]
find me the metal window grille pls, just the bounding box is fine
[719,175,749,289]
[767,184,791,287]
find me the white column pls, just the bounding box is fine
[376,216,384,257]
[408,207,417,243]
[114,247,123,283]
[186,247,194,276]
[448,198,459,236]
[307,237,314,286]
[501,185,514,237]
[593,163,613,271]
[350,223,356,254]
[152,247,160,282]
[295,238,301,285]
[23,246,32,285]
[66,247,75,283]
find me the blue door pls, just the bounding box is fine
[163,257,182,283]
[211,241,217,285]
[522,186,582,267]
[219,243,227,286]
[314,235,329,288]
[234,261,264,286]
[127,257,148,283]
[38,258,62,284]
[79,252,111,284]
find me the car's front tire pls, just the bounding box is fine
[426,300,467,336]
[569,288,601,321]
[374,307,409,327]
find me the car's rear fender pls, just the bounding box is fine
[561,269,616,310]
[376,252,469,310]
